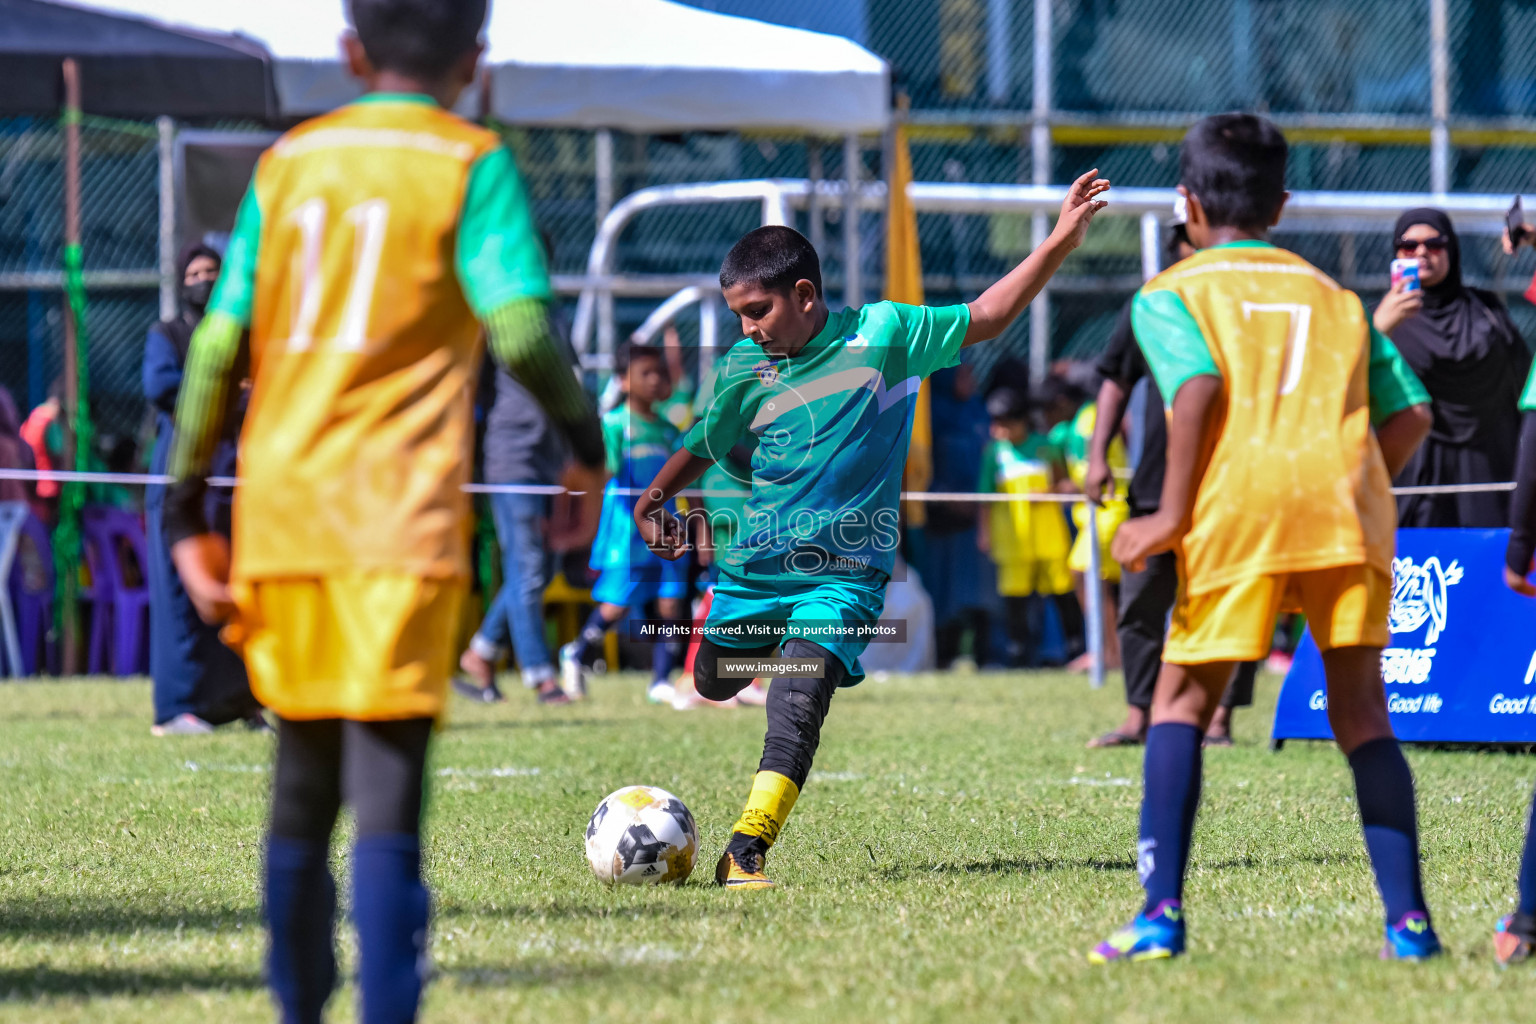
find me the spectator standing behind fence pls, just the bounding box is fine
[455,312,574,706]
[976,387,1075,667]
[19,383,61,524]
[1373,209,1530,527]
[143,243,260,735]
[0,386,36,506]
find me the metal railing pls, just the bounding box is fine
[569,176,1528,365]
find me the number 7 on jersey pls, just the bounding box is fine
[1242,301,1312,396]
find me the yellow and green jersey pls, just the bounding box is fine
[1132,240,1428,594]
[170,93,596,581]
[1049,402,1127,492]
[977,434,1071,564]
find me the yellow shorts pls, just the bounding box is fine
[228,573,466,721]
[1068,501,1127,581]
[1164,564,1390,666]
[997,558,1073,597]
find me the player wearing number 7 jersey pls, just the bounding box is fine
[161,2,604,1021]
[1089,114,1438,965]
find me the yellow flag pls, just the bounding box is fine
[886,123,931,526]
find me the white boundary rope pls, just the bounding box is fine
[0,468,1514,500]
[2,468,1515,692]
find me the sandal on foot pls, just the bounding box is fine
[1087,730,1143,749]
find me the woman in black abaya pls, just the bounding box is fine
[1373,208,1530,527]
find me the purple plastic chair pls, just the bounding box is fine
[7,512,55,676]
[81,506,151,676]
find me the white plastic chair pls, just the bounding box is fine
[0,501,30,678]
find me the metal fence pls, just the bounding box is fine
[10,0,1536,463]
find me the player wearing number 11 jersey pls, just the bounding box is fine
[1090,114,1439,964]
[161,2,603,1020]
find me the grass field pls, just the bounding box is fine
[2,671,1533,1023]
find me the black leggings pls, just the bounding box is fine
[270,718,434,843]
[693,637,843,789]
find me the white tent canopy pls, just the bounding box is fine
[58,0,890,132]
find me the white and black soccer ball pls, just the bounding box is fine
[584,786,699,885]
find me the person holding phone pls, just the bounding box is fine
[1373,208,1530,527]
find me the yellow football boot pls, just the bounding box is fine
[715,848,775,890]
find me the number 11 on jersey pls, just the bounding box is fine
[284,197,390,353]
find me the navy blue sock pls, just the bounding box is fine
[265,836,337,1024]
[1518,779,1536,917]
[571,607,615,664]
[651,621,681,683]
[1138,722,1203,914]
[1347,737,1428,924]
[353,834,430,1024]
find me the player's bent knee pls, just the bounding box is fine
[692,640,755,702]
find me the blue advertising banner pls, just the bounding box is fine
[1273,529,1536,744]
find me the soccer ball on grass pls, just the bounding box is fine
[584,785,699,885]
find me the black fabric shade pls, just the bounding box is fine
[0,0,277,119]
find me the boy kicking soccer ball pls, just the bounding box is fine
[164,1,603,1020]
[633,170,1109,889]
[1091,113,1437,964]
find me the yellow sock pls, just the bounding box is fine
[731,771,800,848]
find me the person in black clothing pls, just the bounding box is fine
[144,242,259,735]
[1375,208,1530,527]
[1082,224,1256,749]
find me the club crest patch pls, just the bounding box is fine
[753,359,781,385]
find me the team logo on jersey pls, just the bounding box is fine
[1389,556,1462,645]
[753,359,781,386]
[842,333,867,349]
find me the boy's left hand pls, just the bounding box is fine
[170,533,235,624]
[1506,563,1536,597]
[1111,511,1180,573]
[637,509,690,561]
[1050,169,1111,251]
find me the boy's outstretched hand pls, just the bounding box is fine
[963,168,1110,346]
[1051,168,1111,251]
[637,506,690,561]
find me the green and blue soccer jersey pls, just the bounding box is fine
[684,301,971,581]
[591,403,683,575]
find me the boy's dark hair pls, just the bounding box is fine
[719,226,822,297]
[615,340,664,376]
[349,0,486,80]
[985,387,1028,422]
[1036,373,1088,410]
[1179,113,1288,232]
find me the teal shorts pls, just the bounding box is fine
[703,570,888,686]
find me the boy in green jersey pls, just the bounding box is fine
[633,170,1110,888]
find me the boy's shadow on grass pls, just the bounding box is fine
[444,717,630,733]
[877,850,1345,881]
[0,902,258,938]
[0,964,264,999]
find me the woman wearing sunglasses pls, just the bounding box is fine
[1372,208,1530,528]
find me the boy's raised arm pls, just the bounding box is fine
[964,169,1109,346]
